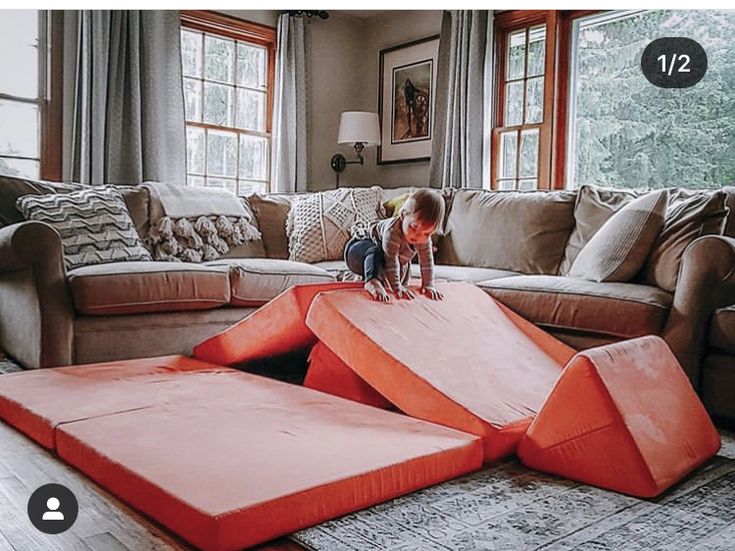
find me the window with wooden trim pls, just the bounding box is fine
[492,12,557,190]
[180,11,275,195]
[0,11,47,180]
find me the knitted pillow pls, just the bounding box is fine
[146,214,261,263]
[569,189,668,282]
[287,187,384,264]
[16,187,152,271]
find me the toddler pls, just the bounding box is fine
[344,188,444,302]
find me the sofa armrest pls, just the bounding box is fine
[0,221,74,368]
[663,234,735,389]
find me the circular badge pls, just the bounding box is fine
[641,37,707,88]
[27,483,79,534]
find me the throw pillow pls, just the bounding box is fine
[559,185,641,274]
[569,189,669,282]
[287,187,384,264]
[146,214,261,263]
[641,189,728,291]
[16,187,152,271]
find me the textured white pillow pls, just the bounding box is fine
[287,187,384,263]
[16,187,152,271]
[569,189,668,282]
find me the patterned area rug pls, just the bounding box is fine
[294,435,735,551]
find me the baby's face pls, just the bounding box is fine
[401,212,436,245]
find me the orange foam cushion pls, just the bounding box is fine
[518,336,721,497]
[0,355,223,449]
[305,282,576,461]
[193,282,362,366]
[305,341,393,409]
[54,369,482,551]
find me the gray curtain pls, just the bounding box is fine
[271,14,309,193]
[60,11,187,186]
[429,10,491,189]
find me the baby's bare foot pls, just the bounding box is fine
[365,280,390,302]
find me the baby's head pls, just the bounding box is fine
[399,189,445,245]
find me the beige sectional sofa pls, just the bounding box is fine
[1,177,735,423]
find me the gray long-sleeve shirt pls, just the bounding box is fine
[370,217,435,289]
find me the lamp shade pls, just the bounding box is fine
[337,111,381,146]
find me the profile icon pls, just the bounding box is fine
[27,483,78,534]
[42,497,65,521]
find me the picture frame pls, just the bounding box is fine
[378,35,440,165]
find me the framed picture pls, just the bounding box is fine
[378,35,440,164]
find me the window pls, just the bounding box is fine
[180,11,275,195]
[567,10,735,189]
[0,11,45,179]
[492,12,557,190]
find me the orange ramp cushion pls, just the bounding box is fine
[0,355,224,449]
[518,336,721,497]
[305,341,393,409]
[305,282,576,461]
[54,369,482,551]
[193,282,362,366]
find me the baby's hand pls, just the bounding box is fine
[421,286,443,300]
[394,285,415,300]
[365,280,391,302]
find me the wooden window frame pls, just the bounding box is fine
[490,10,603,190]
[0,11,62,181]
[492,10,558,190]
[179,10,276,193]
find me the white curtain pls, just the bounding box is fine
[271,14,309,193]
[429,10,492,189]
[60,11,187,186]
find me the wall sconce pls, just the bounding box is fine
[330,111,381,186]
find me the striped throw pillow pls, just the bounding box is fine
[569,189,668,282]
[16,187,152,271]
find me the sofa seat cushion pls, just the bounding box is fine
[709,306,735,354]
[412,264,520,283]
[312,260,356,281]
[206,258,335,306]
[479,275,672,339]
[68,262,230,315]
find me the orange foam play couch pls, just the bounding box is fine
[518,336,721,497]
[197,282,576,461]
[0,355,482,551]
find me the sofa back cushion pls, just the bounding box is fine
[437,189,577,274]
[246,193,302,259]
[569,189,668,282]
[641,189,728,291]
[0,174,151,240]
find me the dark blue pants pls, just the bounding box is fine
[345,238,384,281]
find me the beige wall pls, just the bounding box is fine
[347,11,443,190]
[219,10,443,191]
[307,13,369,191]
[217,10,278,28]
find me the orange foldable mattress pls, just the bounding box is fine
[0,356,482,551]
[306,282,576,461]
